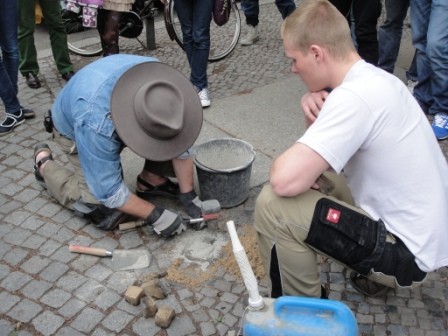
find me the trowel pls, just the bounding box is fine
[69,245,150,271]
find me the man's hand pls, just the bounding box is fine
[301,90,329,127]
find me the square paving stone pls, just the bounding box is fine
[21,279,52,300]
[40,288,71,308]
[32,310,65,335]
[7,299,42,323]
[101,310,134,333]
[71,307,105,333]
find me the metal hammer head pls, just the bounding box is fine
[201,199,221,220]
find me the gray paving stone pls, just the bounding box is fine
[7,299,42,323]
[132,317,161,336]
[0,319,14,336]
[85,264,113,282]
[58,298,86,318]
[20,255,52,274]
[40,288,72,308]
[21,233,47,249]
[119,230,144,248]
[74,279,106,303]
[40,261,70,282]
[56,327,86,336]
[52,226,77,244]
[37,221,61,237]
[51,244,77,263]
[21,279,52,300]
[56,271,88,292]
[94,289,121,311]
[191,308,210,323]
[101,309,134,333]
[32,310,65,336]
[1,200,22,214]
[3,227,32,245]
[199,321,217,336]
[106,272,137,293]
[39,239,63,257]
[1,271,33,291]
[70,307,105,333]
[2,246,28,266]
[0,263,11,280]
[0,291,21,314]
[166,314,196,336]
[221,292,239,304]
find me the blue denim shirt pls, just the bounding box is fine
[51,54,158,208]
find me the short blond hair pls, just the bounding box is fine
[281,0,356,60]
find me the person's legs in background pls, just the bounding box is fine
[352,0,381,65]
[378,0,410,73]
[411,0,448,139]
[97,9,122,56]
[240,0,260,46]
[39,0,75,80]
[175,0,213,107]
[274,0,296,19]
[18,0,41,89]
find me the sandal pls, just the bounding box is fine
[136,175,180,199]
[350,271,390,297]
[34,143,53,188]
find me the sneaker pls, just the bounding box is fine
[198,88,211,107]
[240,25,259,46]
[25,72,41,89]
[431,112,448,140]
[406,79,418,94]
[0,110,25,136]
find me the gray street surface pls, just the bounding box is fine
[1,1,447,335]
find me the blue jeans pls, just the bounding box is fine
[0,0,21,113]
[241,0,296,26]
[410,0,448,115]
[174,0,214,90]
[378,0,409,73]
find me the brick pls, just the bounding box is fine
[143,285,166,300]
[125,286,144,306]
[142,297,158,318]
[154,306,175,329]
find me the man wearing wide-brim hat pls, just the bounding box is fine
[33,54,205,236]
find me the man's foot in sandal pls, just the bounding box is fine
[350,271,390,297]
[34,143,53,189]
[135,175,180,199]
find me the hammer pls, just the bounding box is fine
[118,200,221,231]
[184,199,221,230]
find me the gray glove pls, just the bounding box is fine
[145,207,186,237]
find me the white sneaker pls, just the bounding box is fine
[240,25,259,46]
[198,88,211,107]
[406,79,418,94]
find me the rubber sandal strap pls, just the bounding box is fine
[136,175,155,189]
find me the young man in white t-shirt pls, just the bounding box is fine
[254,0,448,298]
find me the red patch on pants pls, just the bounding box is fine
[326,208,341,224]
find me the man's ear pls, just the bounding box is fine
[310,45,323,61]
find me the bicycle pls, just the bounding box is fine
[63,0,241,62]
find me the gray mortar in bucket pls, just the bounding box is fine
[194,138,256,208]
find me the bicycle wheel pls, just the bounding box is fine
[166,0,241,62]
[62,9,103,56]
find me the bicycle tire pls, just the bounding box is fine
[66,26,103,57]
[166,0,241,62]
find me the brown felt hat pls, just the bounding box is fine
[111,62,203,161]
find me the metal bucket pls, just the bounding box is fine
[194,138,255,208]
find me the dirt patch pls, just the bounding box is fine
[166,224,265,288]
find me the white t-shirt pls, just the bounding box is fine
[299,60,448,272]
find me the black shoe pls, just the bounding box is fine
[0,110,25,136]
[61,71,75,81]
[350,272,390,297]
[25,73,41,89]
[135,175,180,199]
[21,106,36,119]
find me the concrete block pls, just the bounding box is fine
[124,286,144,306]
[155,306,175,328]
[142,297,158,318]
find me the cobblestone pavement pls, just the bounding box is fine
[1,2,448,336]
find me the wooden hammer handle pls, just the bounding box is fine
[69,245,111,257]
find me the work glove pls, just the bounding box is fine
[144,206,186,238]
[179,190,202,218]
